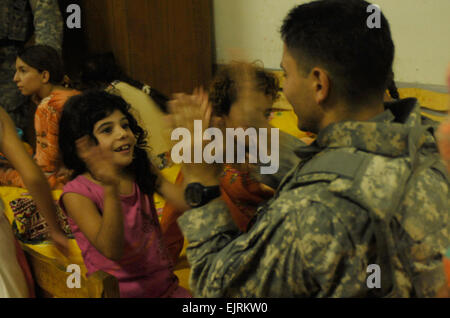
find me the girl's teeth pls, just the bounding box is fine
[116,145,130,151]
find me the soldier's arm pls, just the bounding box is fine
[178,192,361,297]
[29,0,63,52]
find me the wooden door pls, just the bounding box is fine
[80,0,213,96]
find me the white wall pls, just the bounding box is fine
[213,0,450,88]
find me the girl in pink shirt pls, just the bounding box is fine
[58,91,190,297]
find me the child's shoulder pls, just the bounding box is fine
[59,175,107,212]
[63,175,102,198]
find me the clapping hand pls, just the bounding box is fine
[167,87,222,185]
[75,135,120,186]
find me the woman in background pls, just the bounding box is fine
[0,45,80,189]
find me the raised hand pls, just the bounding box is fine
[168,87,212,133]
[167,87,222,186]
[75,135,120,186]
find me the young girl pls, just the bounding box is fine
[58,90,190,298]
[0,45,80,189]
[0,107,69,297]
[77,52,172,166]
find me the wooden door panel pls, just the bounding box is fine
[80,0,212,96]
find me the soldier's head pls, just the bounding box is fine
[13,45,64,97]
[280,0,394,133]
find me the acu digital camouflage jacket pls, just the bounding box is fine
[178,98,450,297]
[0,0,62,51]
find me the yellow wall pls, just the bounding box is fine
[213,0,450,87]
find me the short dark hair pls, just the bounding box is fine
[209,63,280,116]
[59,90,157,196]
[17,45,64,84]
[281,0,394,105]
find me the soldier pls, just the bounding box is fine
[168,0,450,297]
[0,0,63,136]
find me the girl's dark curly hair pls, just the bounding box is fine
[209,63,280,117]
[59,90,157,196]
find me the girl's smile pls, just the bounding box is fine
[114,144,132,153]
[93,110,137,168]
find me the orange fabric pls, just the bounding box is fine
[445,256,450,288]
[219,165,274,232]
[34,90,80,173]
[160,165,275,264]
[0,89,80,189]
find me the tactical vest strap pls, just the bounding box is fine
[298,150,397,296]
[298,151,367,180]
[295,133,447,297]
[0,0,32,42]
[393,151,445,298]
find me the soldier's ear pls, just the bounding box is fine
[41,70,50,84]
[310,67,330,105]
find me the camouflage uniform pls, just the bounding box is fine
[0,0,63,131]
[178,98,450,297]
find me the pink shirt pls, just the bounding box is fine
[60,175,190,298]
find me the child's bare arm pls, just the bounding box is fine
[156,175,189,212]
[0,107,70,255]
[62,185,124,261]
[65,136,125,261]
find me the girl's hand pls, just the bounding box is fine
[49,229,71,257]
[167,87,222,185]
[76,136,120,186]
